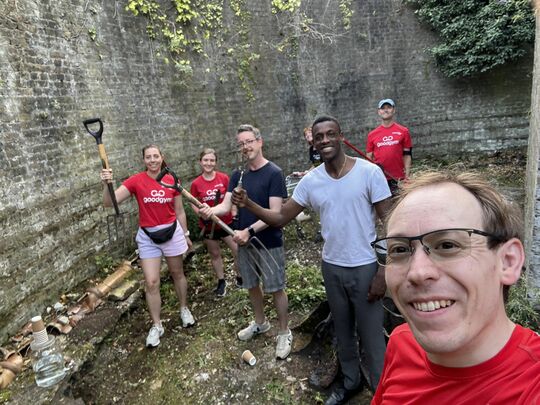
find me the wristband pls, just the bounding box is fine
[248,226,256,238]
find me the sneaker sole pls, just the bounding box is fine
[182,321,196,328]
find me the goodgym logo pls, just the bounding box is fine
[144,189,173,204]
[376,135,400,148]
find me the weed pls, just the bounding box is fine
[286,261,325,312]
[265,378,295,404]
[94,253,118,274]
[507,278,540,332]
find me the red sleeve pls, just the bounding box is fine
[366,132,374,153]
[403,128,412,149]
[122,173,138,195]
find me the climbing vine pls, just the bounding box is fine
[271,0,302,14]
[125,1,355,100]
[406,0,535,78]
[126,0,223,75]
[339,0,354,31]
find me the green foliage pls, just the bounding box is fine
[406,0,535,78]
[286,261,325,312]
[339,0,354,30]
[271,0,301,14]
[264,378,295,404]
[88,27,97,41]
[0,390,11,403]
[183,200,200,239]
[95,253,117,272]
[506,278,540,332]
[125,0,223,72]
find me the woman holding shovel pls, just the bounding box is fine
[190,148,241,297]
[100,144,195,348]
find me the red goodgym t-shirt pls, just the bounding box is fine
[122,172,179,227]
[190,171,232,230]
[366,123,412,180]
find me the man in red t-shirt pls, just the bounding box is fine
[366,99,412,195]
[371,171,540,405]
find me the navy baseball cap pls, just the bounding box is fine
[378,99,395,109]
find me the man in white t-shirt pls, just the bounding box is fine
[231,115,392,405]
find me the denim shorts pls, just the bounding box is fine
[135,221,188,259]
[237,245,285,293]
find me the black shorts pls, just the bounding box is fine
[201,227,230,241]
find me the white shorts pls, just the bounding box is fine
[135,221,188,259]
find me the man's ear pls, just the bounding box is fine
[499,238,525,286]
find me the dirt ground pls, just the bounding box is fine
[64,220,373,405]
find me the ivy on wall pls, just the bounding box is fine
[125,0,354,100]
[406,0,535,78]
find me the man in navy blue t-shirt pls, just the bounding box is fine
[200,124,292,360]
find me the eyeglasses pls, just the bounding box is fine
[236,138,259,150]
[371,228,501,268]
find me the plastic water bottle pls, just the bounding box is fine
[30,315,67,388]
[31,335,67,388]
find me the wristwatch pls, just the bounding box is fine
[248,226,256,238]
[184,230,190,237]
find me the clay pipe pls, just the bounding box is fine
[0,351,23,389]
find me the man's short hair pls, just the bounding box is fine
[237,124,261,139]
[387,170,523,247]
[311,115,341,134]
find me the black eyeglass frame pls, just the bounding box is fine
[236,137,261,150]
[371,228,503,265]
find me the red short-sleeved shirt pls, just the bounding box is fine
[366,123,412,180]
[190,171,232,230]
[372,323,540,405]
[122,172,179,227]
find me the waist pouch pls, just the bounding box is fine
[142,221,177,244]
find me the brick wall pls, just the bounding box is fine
[0,0,533,342]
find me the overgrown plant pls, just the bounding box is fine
[126,0,354,99]
[406,0,535,78]
[95,254,117,273]
[126,0,223,75]
[286,261,326,312]
[506,278,540,332]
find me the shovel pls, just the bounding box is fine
[84,118,129,247]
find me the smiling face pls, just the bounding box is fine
[236,130,262,162]
[377,104,395,121]
[312,120,343,162]
[199,152,217,174]
[385,182,516,366]
[143,146,163,174]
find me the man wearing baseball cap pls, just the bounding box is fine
[366,99,412,195]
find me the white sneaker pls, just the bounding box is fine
[276,329,293,359]
[237,320,271,341]
[146,324,164,347]
[180,307,195,328]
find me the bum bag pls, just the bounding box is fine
[142,221,177,244]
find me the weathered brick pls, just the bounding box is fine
[0,0,534,343]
